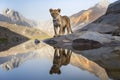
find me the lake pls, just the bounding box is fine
[0,40,120,80]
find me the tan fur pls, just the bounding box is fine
[49,8,73,37]
[49,48,72,74]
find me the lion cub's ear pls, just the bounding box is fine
[57,8,61,13]
[49,8,53,13]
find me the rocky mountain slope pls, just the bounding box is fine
[70,0,109,31]
[0,8,37,27]
[0,22,50,40]
[80,0,120,36]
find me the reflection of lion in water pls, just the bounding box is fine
[49,8,73,37]
[50,48,72,74]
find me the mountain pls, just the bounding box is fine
[70,0,109,31]
[80,0,120,36]
[0,8,37,27]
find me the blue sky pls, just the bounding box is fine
[0,0,118,21]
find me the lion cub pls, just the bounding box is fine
[49,48,72,74]
[49,8,72,37]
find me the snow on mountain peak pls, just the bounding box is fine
[2,8,21,21]
[3,8,15,15]
[0,8,37,27]
[97,0,109,8]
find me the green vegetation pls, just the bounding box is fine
[0,38,8,43]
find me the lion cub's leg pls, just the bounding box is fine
[67,27,70,34]
[67,23,73,34]
[70,26,73,33]
[54,27,57,37]
[59,26,64,35]
[54,26,58,37]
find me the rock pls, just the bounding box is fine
[72,38,102,50]
[94,14,120,27]
[106,0,120,15]
[66,31,116,44]
[45,31,120,48]
[34,39,40,45]
[80,23,119,34]
[44,39,57,45]
[112,28,120,36]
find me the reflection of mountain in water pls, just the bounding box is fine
[0,41,110,80]
[73,46,120,80]
[1,52,36,70]
[71,53,109,80]
[0,26,29,51]
[0,40,54,70]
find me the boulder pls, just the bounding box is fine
[72,38,102,50]
[44,39,57,45]
[34,39,40,45]
[66,31,117,44]
[112,28,120,36]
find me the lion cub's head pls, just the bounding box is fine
[49,8,61,20]
[49,64,61,75]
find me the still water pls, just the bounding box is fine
[0,40,120,80]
